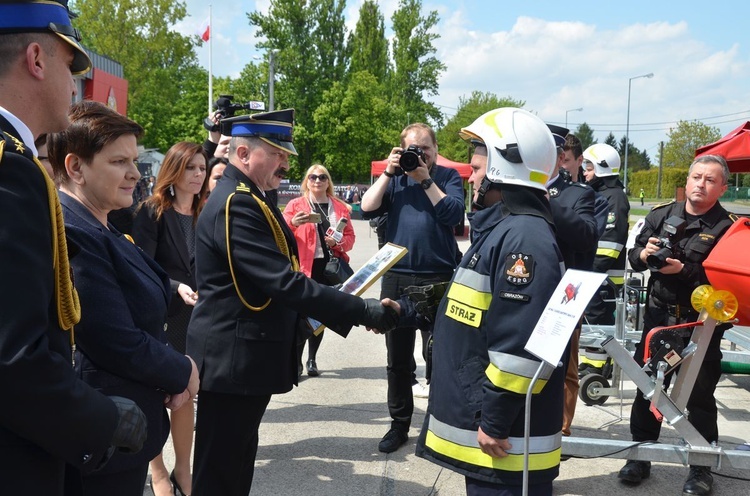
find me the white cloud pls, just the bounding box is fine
[433,15,750,151]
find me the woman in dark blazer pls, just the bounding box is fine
[133,141,207,496]
[48,101,199,496]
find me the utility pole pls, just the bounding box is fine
[657,141,664,199]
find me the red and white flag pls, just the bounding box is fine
[197,18,210,42]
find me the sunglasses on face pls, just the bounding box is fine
[308,174,329,182]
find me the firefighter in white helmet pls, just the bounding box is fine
[581,144,630,328]
[413,108,565,495]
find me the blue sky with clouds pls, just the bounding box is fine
[177,1,750,158]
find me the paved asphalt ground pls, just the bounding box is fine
[147,202,750,495]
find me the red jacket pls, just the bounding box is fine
[283,195,355,277]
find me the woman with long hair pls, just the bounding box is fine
[133,141,208,496]
[283,164,355,377]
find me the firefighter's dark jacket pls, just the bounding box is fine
[415,193,565,486]
[591,176,630,283]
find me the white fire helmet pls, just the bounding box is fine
[459,108,556,192]
[583,143,621,177]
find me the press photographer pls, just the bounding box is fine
[360,123,465,454]
[619,155,738,496]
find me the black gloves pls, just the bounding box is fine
[360,298,399,332]
[109,396,147,454]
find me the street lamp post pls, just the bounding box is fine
[565,107,583,129]
[624,72,654,193]
[268,49,279,111]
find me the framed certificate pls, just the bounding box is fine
[308,242,408,334]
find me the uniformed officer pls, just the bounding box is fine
[414,107,565,496]
[187,109,399,496]
[545,125,601,438]
[0,1,146,494]
[582,143,630,325]
[618,155,736,496]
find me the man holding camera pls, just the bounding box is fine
[361,123,465,453]
[618,155,736,496]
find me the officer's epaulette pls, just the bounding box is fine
[728,212,742,222]
[571,182,589,189]
[0,129,35,165]
[651,199,675,210]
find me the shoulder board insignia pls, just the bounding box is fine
[652,199,675,210]
[7,133,25,154]
[729,213,740,222]
[505,252,534,285]
[236,182,251,193]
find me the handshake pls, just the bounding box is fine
[360,298,401,334]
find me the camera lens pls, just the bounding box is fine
[399,150,420,172]
[646,247,672,271]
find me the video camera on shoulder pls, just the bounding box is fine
[203,95,264,132]
[398,144,425,172]
[646,215,687,271]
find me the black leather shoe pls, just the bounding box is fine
[307,359,319,377]
[618,460,651,484]
[683,466,713,495]
[378,427,408,453]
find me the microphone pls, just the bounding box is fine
[325,217,348,243]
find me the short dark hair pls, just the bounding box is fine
[563,133,582,159]
[49,101,143,185]
[0,32,56,77]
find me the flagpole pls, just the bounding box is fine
[207,4,213,117]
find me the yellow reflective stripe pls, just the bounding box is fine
[446,282,492,310]
[485,362,547,394]
[488,351,553,380]
[596,248,620,259]
[580,357,607,367]
[425,430,560,471]
[608,276,624,285]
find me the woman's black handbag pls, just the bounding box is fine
[324,255,354,285]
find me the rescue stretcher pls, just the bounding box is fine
[561,217,750,471]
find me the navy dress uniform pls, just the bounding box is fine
[0,3,124,494]
[187,110,396,496]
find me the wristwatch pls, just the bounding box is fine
[383,170,395,178]
[421,178,434,190]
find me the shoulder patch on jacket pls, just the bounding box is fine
[505,253,533,285]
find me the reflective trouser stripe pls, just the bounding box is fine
[425,416,561,471]
[607,269,625,286]
[485,352,552,394]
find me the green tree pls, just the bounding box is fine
[72,0,199,151]
[574,122,597,151]
[249,0,350,172]
[348,1,388,83]
[604,132,618,149]
[619,136,651,173]
[659,120,722,168]
[436,92,525,163]
[389,0,445,126]
[313,71,399,182]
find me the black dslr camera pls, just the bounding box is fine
[203,95,257,132]
[646,215,687,271]
[398,144,425,172]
